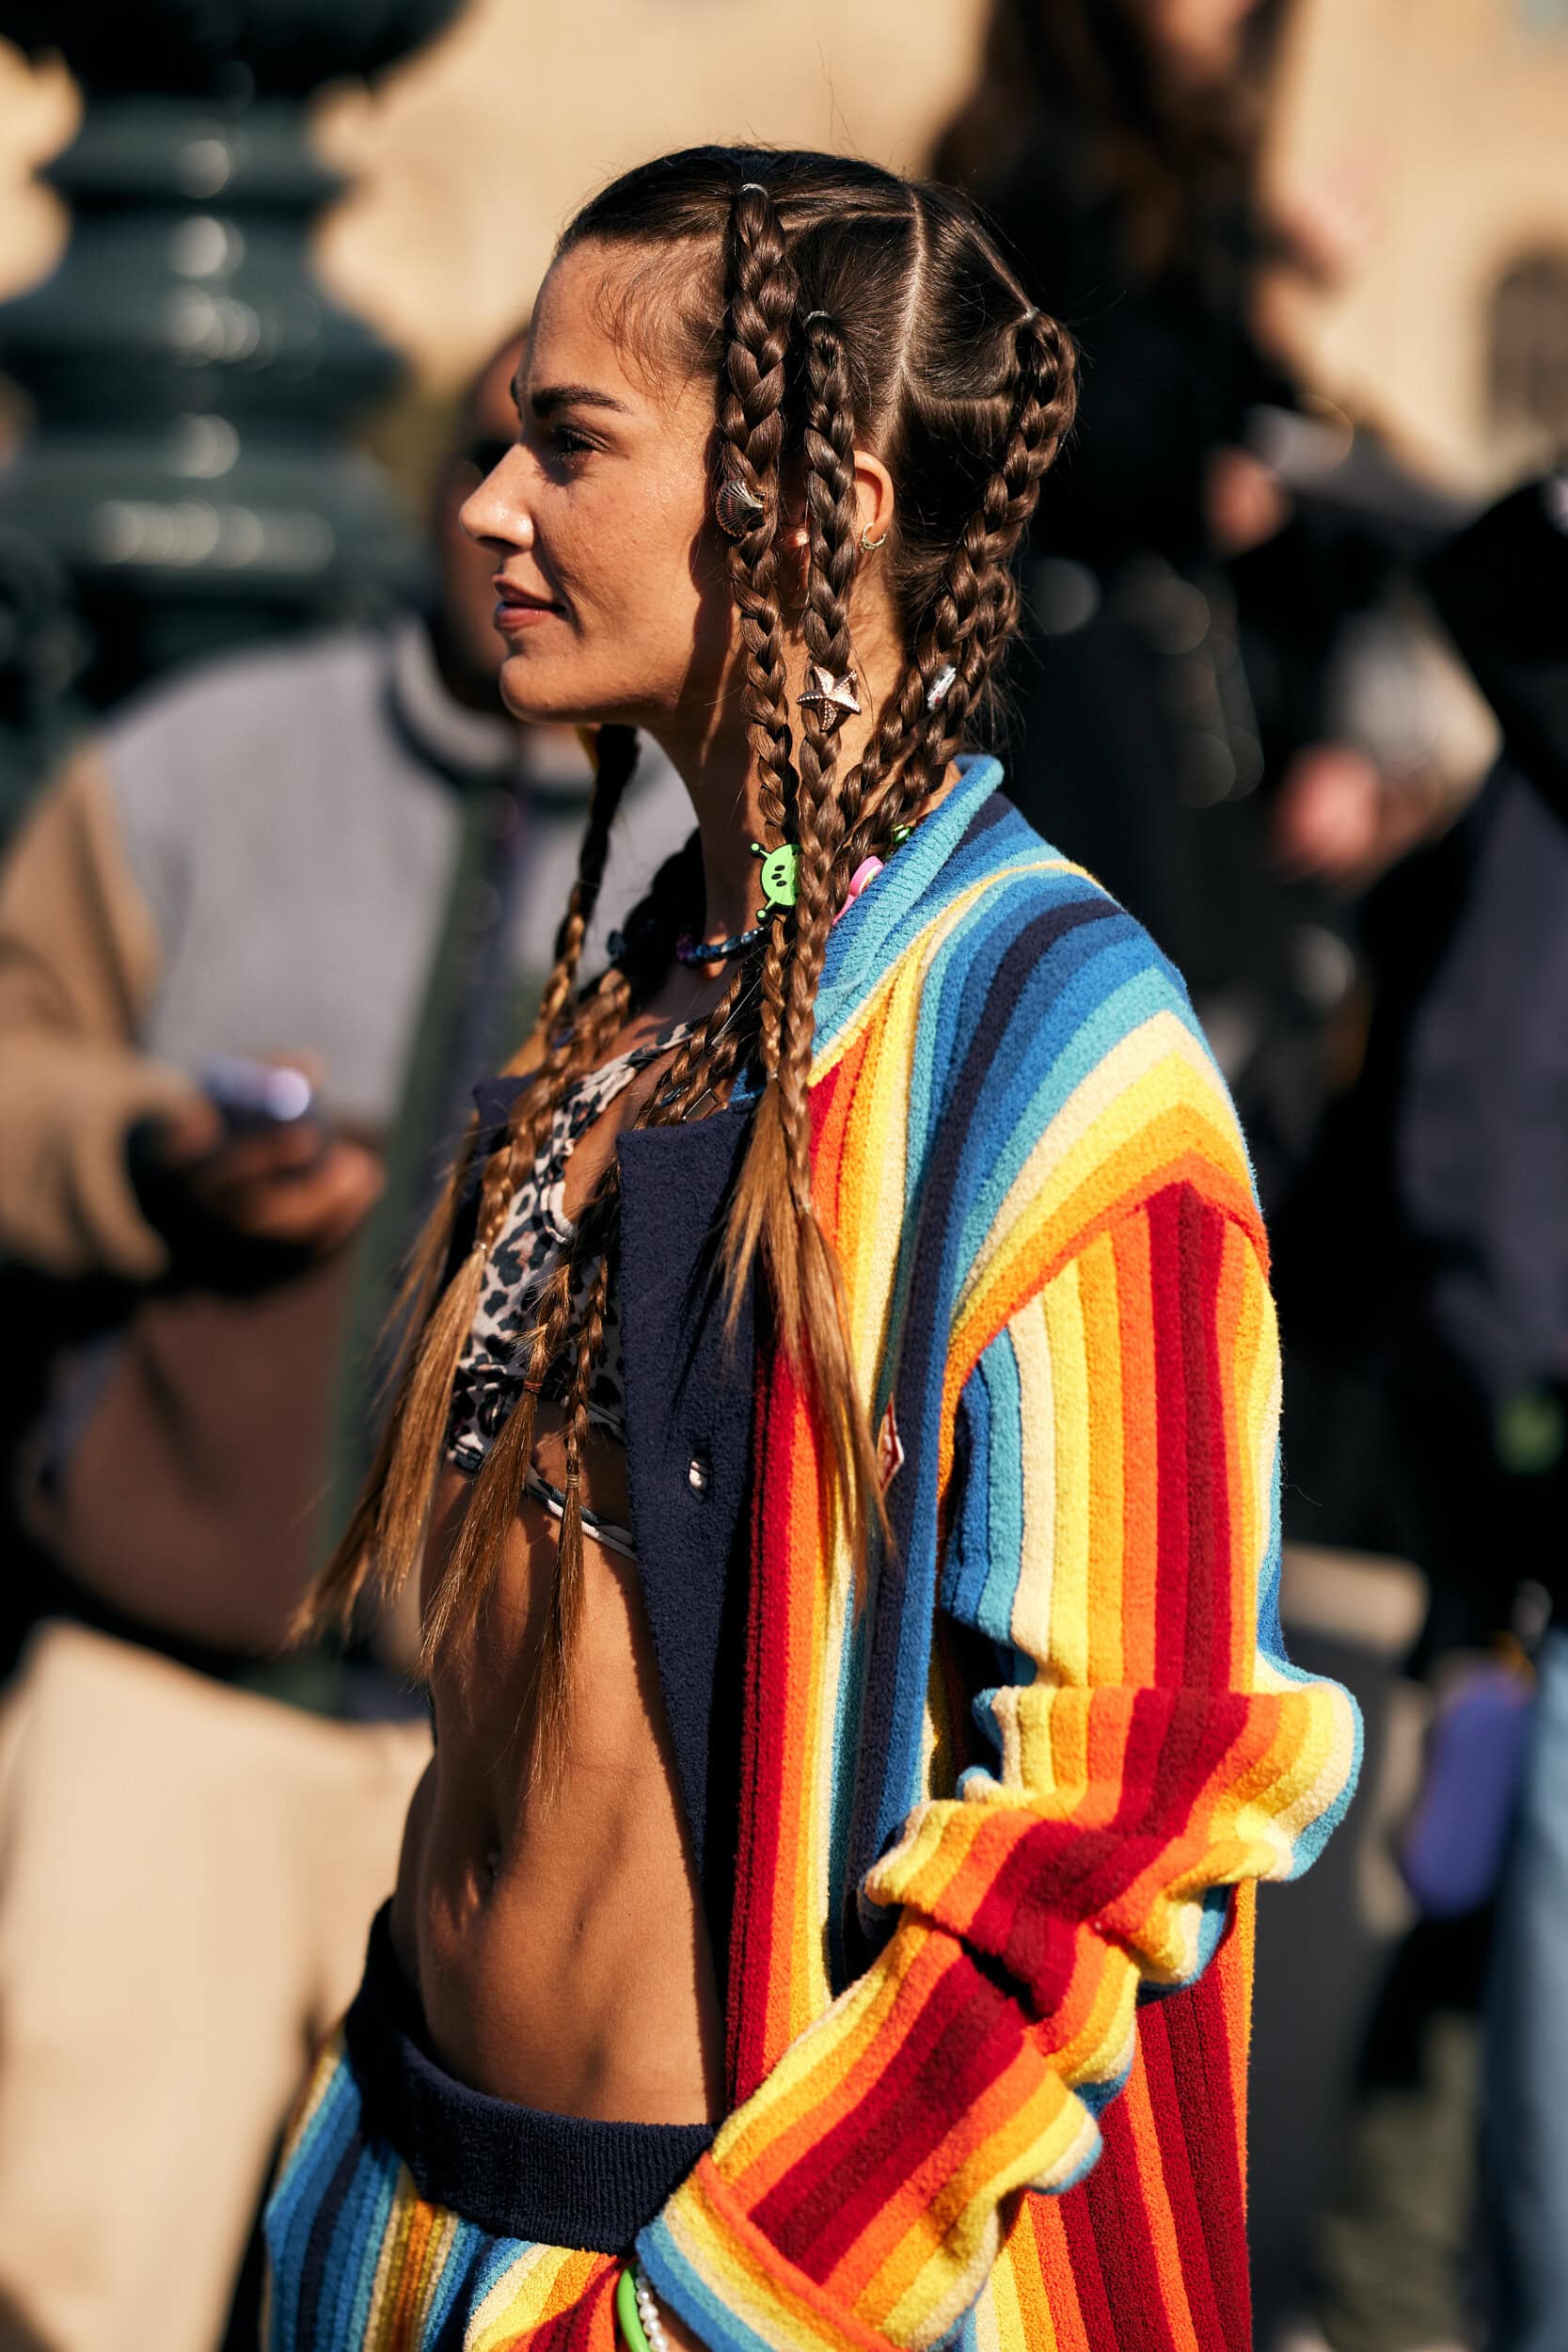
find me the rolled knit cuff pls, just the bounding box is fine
[638,2156,897,2352]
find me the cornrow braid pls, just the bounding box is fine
[713,172,803,1327]
[839,308,1078,880]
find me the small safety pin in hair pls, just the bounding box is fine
[926,663,958,710]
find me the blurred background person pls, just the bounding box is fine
[0,331,688,2352]
[931,0,1475,1213]
[1272,473,1568,2352]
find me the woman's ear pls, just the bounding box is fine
[852,453,895,557]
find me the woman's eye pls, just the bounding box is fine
[550,425,595,460]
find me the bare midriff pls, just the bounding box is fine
[389,1429,725,2125]
[388,1020,725,2129]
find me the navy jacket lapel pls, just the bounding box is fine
[617,1106,756,1980]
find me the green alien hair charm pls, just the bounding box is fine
[751,840,800,924]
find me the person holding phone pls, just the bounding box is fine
[0,332,689,2352]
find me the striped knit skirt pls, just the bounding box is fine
[262,1906,714,2351]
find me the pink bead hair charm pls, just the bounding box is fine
[833,855,884,924]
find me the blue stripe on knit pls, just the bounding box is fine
[334,2145,400,2348]
[267,2057,363,2350]
[637,2217,784,2352]
[960,939,1209,1264]
[270,2055,357,2252]
[418,2218,491,2348]
[864,903,1128,1879]
[940,1337,996,1631]
[976,1337,1029,1645]
[816,756,1007,1038]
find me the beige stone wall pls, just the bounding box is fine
[2,0,1566,488]
[1264,0,1568,486]
[312,0,988,386]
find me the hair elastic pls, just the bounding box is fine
[739,182,767,195]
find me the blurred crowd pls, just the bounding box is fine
[0,3,1563,2349]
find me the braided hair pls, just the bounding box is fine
[300,149,1076,1788]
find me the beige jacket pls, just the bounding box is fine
[0,747,198,1279]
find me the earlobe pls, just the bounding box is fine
[852,451,896,558]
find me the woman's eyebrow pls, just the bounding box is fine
[516,378,635,419]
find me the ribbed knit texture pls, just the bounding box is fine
[262,758,1359,2351]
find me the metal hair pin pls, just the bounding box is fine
[797,664,862,733]
[926,663,958,710]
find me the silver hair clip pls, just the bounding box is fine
[739,182,768,195]
[803,310,834,326]
[927,664,958,711]
[715,476,766,538]
[798,664,862,733]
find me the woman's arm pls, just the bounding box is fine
[638,1124,1358,2352]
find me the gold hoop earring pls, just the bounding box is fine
[859,527,888,552]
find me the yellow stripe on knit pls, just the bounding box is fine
[808,861,1071,1089]
[1042,1264,1092,1690]
[871,2068,1101,2344]
[362,2169,417,2346]
[1008,1296,1055,1675]
[466,2243,585,2349]
[958,1013,1243,1325]
[1077,1231,1128,1690]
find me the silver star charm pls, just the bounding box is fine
[797,664,862,733]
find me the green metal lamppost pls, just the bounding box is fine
[0,0,467,819]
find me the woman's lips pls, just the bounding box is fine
[493,596,560,634]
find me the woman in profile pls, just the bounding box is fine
[265,146,1357,2352]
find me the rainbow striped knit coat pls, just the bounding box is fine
[270,755,1359,2352]
[639,756,1358,2352]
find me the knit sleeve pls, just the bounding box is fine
[637,1146,1358,2352]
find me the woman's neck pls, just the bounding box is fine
[650,629,901,948]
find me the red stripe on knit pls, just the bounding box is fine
[752,1947,1026,2277]
[725,1344,801,2100]
[1083,2070,1179,2352]
[1059,2172,1119,2348]
[531,2258,620,2352]
[1148,1187,1194,1692]
[725,1060,850,2102]
[1155,1956,1252,2348]
[1178,1187,1232,1691]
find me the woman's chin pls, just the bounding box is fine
[498,659,640,736]
[497,657,585,728]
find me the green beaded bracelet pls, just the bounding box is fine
[616,2266,654,2352]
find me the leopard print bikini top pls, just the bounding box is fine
[445,1026,691,1558]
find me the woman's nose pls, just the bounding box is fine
[459,448,533,552]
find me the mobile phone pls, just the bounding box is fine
[198,1054,317,1140]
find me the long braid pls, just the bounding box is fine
[299,726,641,1643]
[721,178,800,1094]
[767,310,884,1537]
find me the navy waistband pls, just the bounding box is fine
[343,1903,715,2252]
